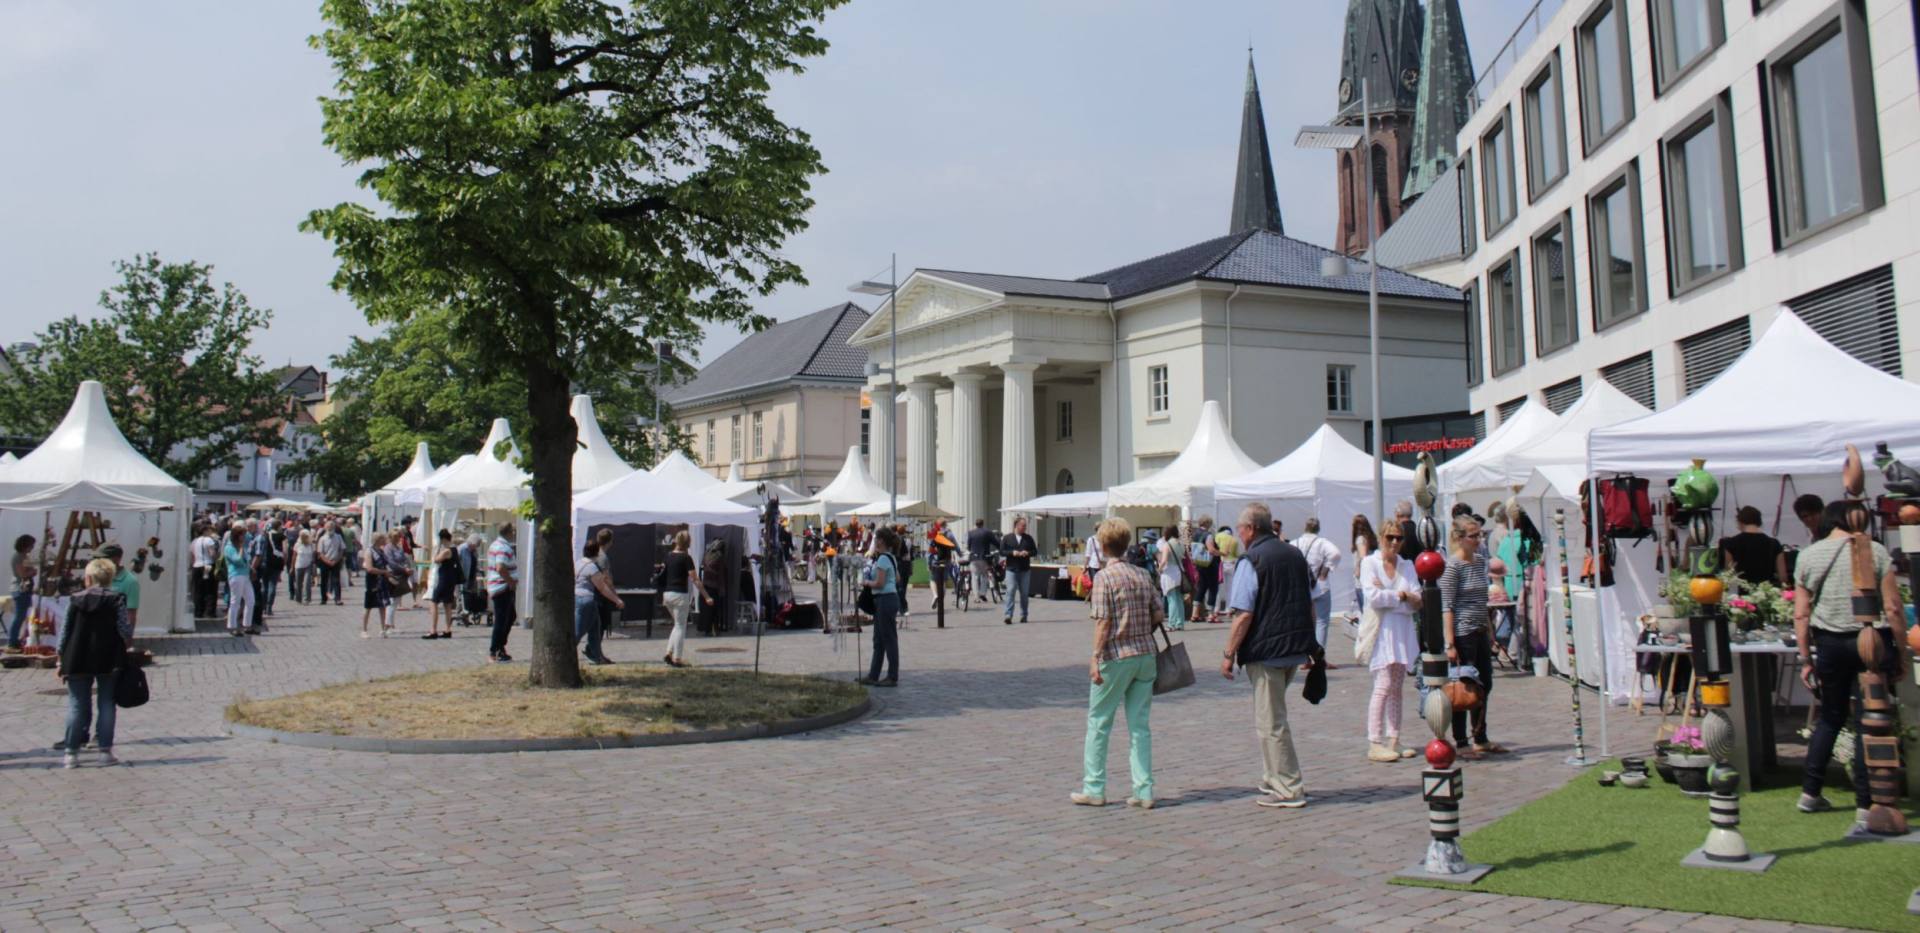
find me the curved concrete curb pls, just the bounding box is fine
[227,692,873,755]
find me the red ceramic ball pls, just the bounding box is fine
[1900,503,1920,526]
[1425,738,1456,769]
[1414,550,1448,583]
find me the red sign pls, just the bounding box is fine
[1385,437,1477,455]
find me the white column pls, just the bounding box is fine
[949,372,985,527]
[905,381,937,502]
[868,385,895,495]
[999,363,1039,531]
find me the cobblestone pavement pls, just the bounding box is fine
[0,585,1833,932]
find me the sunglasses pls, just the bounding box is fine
[1382,534,1403,541]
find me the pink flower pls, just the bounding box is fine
[1728,598,1756,612]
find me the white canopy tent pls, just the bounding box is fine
[572,468,758,552]
[840,498,957,520]
[422,419,527,513]
[1215,424,1417,612]
[0,452,17,468]
[363,442,435,532]
[1107,400,1261,520]
[1002,491,1108,516]
[1483,382,1651,493]
[0,381,193,634]
[787,447,892,521]
[245,498,312,512]
[710,460,804,507]
[394,456,471,507]
[651,450,722,494]
[570,395,635,492]
[1438,401,1560,503]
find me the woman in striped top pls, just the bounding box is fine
[1438,517,1508,758]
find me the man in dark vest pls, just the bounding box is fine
[1219,502,1318,809]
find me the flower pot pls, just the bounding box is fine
[1653,754,1678,785]
[1664,753,1714,796]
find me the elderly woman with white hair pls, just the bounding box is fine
[59,558,133,769]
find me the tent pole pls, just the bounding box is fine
[1590,469,1610,761]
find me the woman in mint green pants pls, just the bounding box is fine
[1073,518,1166,809]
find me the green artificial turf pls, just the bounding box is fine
[1393,760,1920,930]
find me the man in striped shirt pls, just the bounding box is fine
[486,523,518,663]
[1437,518,1507,758]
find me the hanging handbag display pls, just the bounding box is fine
[1151,623,1195,695]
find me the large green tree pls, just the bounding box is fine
[305,0,837,686]
[0,254,286,483]
[289,308,694,499]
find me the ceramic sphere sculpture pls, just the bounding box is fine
[1414,550,1448,583]
[1425,738,1456,769]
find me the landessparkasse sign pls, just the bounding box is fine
[1384,437,1476,456]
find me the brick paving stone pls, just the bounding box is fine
[0,593,1852,931]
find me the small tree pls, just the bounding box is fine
[0,254,286,484]
[306,0,837,687]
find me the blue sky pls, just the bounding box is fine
[0,0,1534,369]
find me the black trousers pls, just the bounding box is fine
[867,592,899,682]
[318,563,342,603]
[1804,627,1882,808]
[489,591,517,657]
[192,568,219,618]
[1451,628,1494,745]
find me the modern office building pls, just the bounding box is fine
[1379,0,1918,429]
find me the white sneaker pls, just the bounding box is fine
[1069,792,1105,807]
[62,753,78,770]
[97,750,119,767]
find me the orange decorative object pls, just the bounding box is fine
[1698,681,1731,707]
[1906,626,1920,655]
[1442,680,1483,712]
[1689,575,1725,606]
[1901,503,1920,526]
[1844,444,1866,497]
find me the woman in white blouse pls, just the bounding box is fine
[1359,518,1421,762]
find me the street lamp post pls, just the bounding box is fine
[850,255,899,527]
[1295,76,1384,521]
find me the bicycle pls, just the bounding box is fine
[949,558,971,610]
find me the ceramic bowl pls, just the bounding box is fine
[1599,770,1620,786]
[1619,772,1649,788]
[1620,756,1647,775]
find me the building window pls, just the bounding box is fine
[1458,154,1478,251]
[1489,253,1524,376]
[1576,0,1635,153]
[859,407,871,456]
[1543,377,1583,415]
[1464,283,1484,388]
[1056,399,1074,442]
[1588,160,1647,330]
[1790,265,1900,376]
[751,411,764,458]
[1680,317,1752,395]
[225,464,241,484]
[1523,53,1568,200]
[1602,352,1657,409]
[1326,365,1354,414]
[705,419,715,464]
[1532,213,1577,355]
[729,414,741,460]
[1650,0,1724,94]
[1480,109,1517,234]
[1147,365,1169,415]
[1661,93,1742,296]
[1496,396,1528,423]
[1471,412,1488,441]
[1763,2,1883,247]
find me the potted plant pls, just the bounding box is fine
[1656,725,1713,796]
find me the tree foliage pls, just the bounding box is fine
[305,0,840,686]
[0,254,287,483]
[287,308,694,499]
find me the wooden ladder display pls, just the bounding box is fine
[45,511,111,596]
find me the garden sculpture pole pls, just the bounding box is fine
[1841,445,1908,836]
[1553,509,1588,766]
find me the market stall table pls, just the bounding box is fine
[1634,641,1796,792]
[614,587,660,637]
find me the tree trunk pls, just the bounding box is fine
[525,352,582,688]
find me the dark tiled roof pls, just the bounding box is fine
[1078,229,1460,302]
[664,303,869,406]
[922,269,1111,301]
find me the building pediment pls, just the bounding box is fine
[849,274,1004,347]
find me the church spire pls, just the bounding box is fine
[1405,0,1476,200]
[1229,52,1284,236]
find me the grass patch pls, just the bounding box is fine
[1394,759,1920,930]
[227,665,866,741]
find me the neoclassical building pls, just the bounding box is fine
[850,60,1470,535]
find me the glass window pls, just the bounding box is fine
[751,411,764,458]
[859,408,870,455]
[729,414,741,459]
[1464,283,1484,388]
[1765,6,1882,245]
[1148,365,1169,415]
[705,419,715,463]
[1532,214,1577,354]
[1652,0,1724,93]
[1481,112,1517,233]
[1056,399,1074,441]
[1662,94,1742,294]
[1326,365,1354,414]
[1489,253,1524,375]
[1577,0,1634,151]
[1523,54,1568,198]
[225,464,242,484]
[1458,154,1478,250]
[1588,161,1647,329]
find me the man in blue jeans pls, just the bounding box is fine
[1001,516,1037,624]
